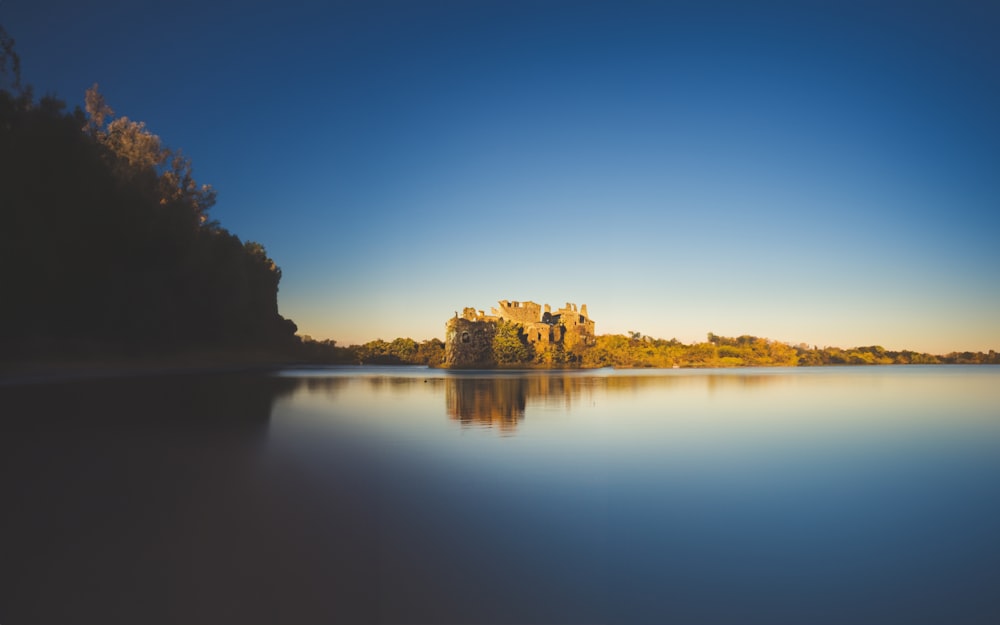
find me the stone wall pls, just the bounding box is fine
[444,316,497,368]
[554,302,596,337]
[492,300,542,326]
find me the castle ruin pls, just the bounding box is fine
[444,299,595,367]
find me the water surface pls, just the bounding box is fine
[2,366,998,624]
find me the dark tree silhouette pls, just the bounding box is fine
[0,35,296,359]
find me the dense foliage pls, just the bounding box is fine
[570,332,1000,368]
[491,320,532,365]
[296,331,998,368]
[0,34,296,358]
[295,336,445,366]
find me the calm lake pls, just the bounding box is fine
[2,365,999,624]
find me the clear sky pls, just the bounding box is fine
[4,0,998,353]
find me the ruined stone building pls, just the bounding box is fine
[444,299,595,367]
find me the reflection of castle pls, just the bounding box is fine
[444,299,595,368]
[445,377,527,431]
[444,374,593,431]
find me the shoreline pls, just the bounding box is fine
[6,358,996,387]
[0,354,292,386]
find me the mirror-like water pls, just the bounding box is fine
[2,366,999,624]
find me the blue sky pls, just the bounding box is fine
[4,0,998,352]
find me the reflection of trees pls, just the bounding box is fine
[365,376,444,395]
[272,370,795,434]
[0,371,302,624]
[278,373,450,403]
[703,373,785,394]
[297,375,351,400]
[444,371,793,430]
[2,372,300,427]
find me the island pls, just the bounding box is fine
[444,299,595,368]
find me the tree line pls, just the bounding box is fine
[577,332,999,368]
[295,336,446,365]
[1,28,297,360]
[296,330,998,368]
